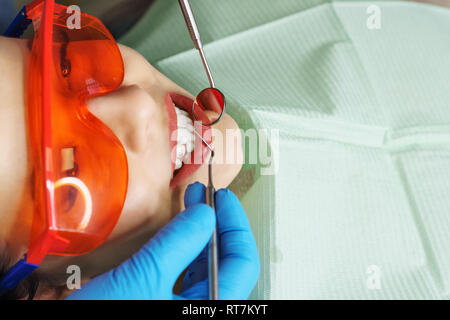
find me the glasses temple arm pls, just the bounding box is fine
[3,6,32,38]
[0,255,39,296]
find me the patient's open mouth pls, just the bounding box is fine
[165,92,212,189]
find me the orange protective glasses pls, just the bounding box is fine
[0,0,128,292]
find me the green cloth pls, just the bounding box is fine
[120,1,450,299]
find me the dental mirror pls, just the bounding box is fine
[192,87,226,126]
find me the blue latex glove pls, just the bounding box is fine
[66,182,260,300]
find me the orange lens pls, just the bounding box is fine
[26,2,127,263]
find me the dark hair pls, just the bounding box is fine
[0,252,40,300]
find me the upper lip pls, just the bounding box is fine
[165,92,212,189]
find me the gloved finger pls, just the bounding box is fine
[181,182,209,291]
[180,245,208,292]
[179,278,209,300]
[183,189,261,300]
[215,188,260,299]
[68,204,215,299]
[126,203,215,290]
[184,182,206,208]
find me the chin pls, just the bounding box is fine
[174,112,243,193]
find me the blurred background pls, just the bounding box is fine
[1,0,449,38]
[2,0,155,37]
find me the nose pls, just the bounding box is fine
[87,85,155,153]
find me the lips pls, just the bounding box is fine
[165,92,212,189]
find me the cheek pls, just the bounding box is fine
[108,128,173,239]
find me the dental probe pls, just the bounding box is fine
[193,129,219,300]
[179,0,223,299]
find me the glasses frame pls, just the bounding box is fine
[0,0,128,294]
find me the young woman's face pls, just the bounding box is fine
[0,36,242,282]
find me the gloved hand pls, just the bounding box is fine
[66,182,260,300]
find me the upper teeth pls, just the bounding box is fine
[174,104,195,170]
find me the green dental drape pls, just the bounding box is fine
[121,1,450,299]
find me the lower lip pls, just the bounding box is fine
[165,92,212,189]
